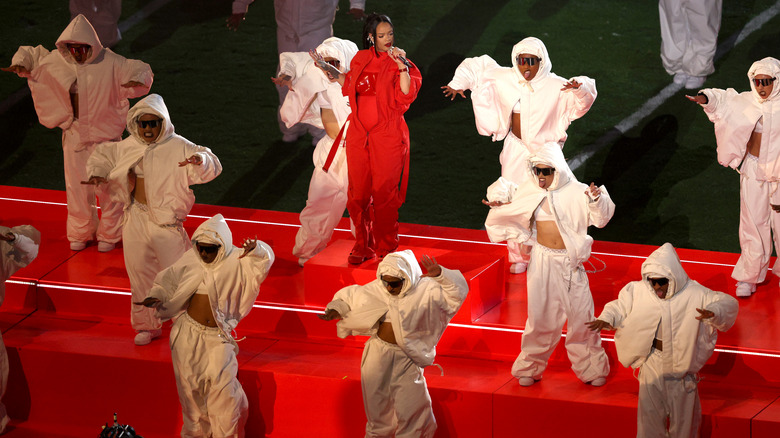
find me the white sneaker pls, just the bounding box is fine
[134,329,162,346]
[70,241,87,251]
[673,72,688,85]
[509,262,528,274]
[735,281,755,297]
[518,377,536,387]
[589,377,607,387]
[684,75,706,90]
[97,241,116,252]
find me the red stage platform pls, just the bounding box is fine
[2,185,780,437]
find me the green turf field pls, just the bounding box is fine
[2,0,780,254]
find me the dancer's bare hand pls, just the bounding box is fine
[586,319,614,331]
[441,85,466,100]
[420,255,442,278]
[695,308,714,320]
[482,199,509,207]
[271,74,294,91]
[561,79,581,90]
[586,183,601,200]
[2,65,29,76]
[239,236,258,258]
[179,155,202,166]
[319,309,342,321]
[686,94,707,105]
[122,81,144,88]
[134,297,162,308]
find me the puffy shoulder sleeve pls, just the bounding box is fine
[184,141,223,185]
[394,60,422,105]
[699,88,739,122]
[562,75,597,121]
[11,45,52,75]
[701,288,738,332]
[236,240,275,320]
[117,55,153,99]
[447,55,500,91]
[587,185,615,229]
[597,283,636,328]
[430,267,469,317]
[86,141,122,179]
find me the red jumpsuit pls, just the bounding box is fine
[341,48,422,260]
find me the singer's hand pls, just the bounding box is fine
[389,46,408,69]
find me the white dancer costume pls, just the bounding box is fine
[447,37,596,263]
[696,58,780,290]
[87,94,222,333]
[0,225,40,433]
[446,37,596,184]
[277,37,358,265]
[659,0,722,78]
[596,243,738,438]
[149,214,274,438]
[232,0,365,141]
[10,14,153,248]
[484,144,613,383]
[325,250,468,438]
[70,0,122,47]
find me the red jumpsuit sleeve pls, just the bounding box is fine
[394,60,422,105]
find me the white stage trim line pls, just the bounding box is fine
[591,251,738,268]
[15,281,780,358]
[246,308,780,359]
[252,303,325,314]
[2,195,741,265]
[0,197,67,207]
[5,280,37,286]
[39,283,132,296]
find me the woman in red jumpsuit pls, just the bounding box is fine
[332,13,422,264]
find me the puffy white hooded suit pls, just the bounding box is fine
[149,214,274,438]
[11,14,153,247]
[277,37,358,264]
[485,143,613,383]
[447,37,596,264]
[446,37,597,185]
[0,225,40,433]
[232,0,364,140]
[596,243,738,438]
[698,57,780,287]
[86,94,222,333]
[325,250,468,438]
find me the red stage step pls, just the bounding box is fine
[3,185,780,437]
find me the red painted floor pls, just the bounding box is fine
[2,185,780,437]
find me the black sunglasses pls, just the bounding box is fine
[382,278,404,289]
[325,59,340,68]
[648,278,669,287]
[137,119,162,129]
[533,167,555,176]
[754,77,776,87]
[196,244,220,254]
[517,57,539,66]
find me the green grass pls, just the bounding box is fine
[2,0,780,254]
